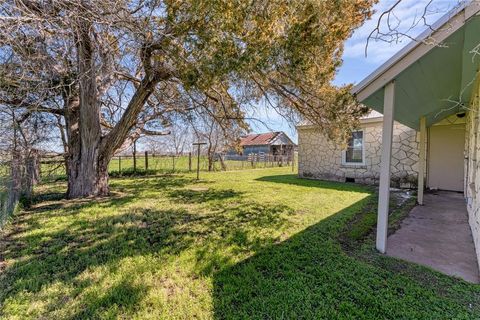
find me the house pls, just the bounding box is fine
[237,132,296,157]
[298,110,421,188]
[298,1,480,278]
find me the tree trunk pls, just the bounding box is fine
[219,154,227,171]
[63,89,112,198]
[63,19,168,198]
[207,145,213,172]
[66,151,110,198]
[64,77,161,198]
[66,21,107,198]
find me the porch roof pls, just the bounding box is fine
[352,1,480,130]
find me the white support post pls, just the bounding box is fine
[376,81,396,253]
[417,116,427,205]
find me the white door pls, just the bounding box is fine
[428,124,465,191]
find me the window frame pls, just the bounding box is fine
[342,129,366,166]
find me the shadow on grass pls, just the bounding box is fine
[2,173,479,318]
[35,174,199,198]
[70,278,148,319]
[109,174,202,194]
[0,178,290,318]
[256,174,373,192]
[212,197,480,320]
[167,188,241,204]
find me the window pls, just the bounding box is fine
[343,130,364,165]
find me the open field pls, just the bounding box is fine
[0,155,295,181]
[0,167,479,319]
[107,155,292,175]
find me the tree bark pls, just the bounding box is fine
[64,20,169,198]
[66,21,108,198]
[207,145,213,172]
[66,146,110,198]
[64,76,162,198]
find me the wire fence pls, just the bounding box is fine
[0,152,31,229]
[0,172,10,228]
[16,151,297,181]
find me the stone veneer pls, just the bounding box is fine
[465,80,480,271]
[298,120,421,188]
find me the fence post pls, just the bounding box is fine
[23,150,39,202]
[7,150,22,215]
[196,146,201,179]
[172,155,175,172]
[188,152,192,172]
[145,151,148,171]
[292,153,294,172]
[118,156,121,174]
[133,141,137,173]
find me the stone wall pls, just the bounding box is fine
[465,78,480,271]
[298,120,420,188]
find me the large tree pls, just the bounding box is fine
[0,0,374,198]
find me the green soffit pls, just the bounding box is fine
[360,16,480,130]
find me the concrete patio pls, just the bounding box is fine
[387,191,480,283]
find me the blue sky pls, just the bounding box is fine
[249,0,458,143]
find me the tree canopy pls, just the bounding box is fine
[0,0,375,197]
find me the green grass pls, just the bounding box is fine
[38,155,295,180]
[108,156,192,173]
[0,168,479,319]
[108,156,269,173]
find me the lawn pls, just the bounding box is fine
[0,167,479,319]
[34,155,295,180]
[107,156,287,174]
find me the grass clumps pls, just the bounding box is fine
[0,168,479,319]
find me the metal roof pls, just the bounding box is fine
[240,132,294,146]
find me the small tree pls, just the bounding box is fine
[1,0,374,198]
[191,112,244,172]
[0,105,50,209]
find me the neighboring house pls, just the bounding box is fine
[236,132,296,157]
[311,1,480,270]
[298,111,421,188]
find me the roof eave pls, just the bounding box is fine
[352,1,480,102]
